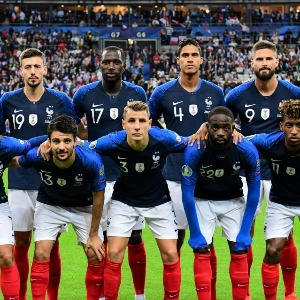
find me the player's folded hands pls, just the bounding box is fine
[85,236,105,261]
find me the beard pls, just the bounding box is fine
[254,68,275,81]
[27,80,41,88]
[53,150,73,162]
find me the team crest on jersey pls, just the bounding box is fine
[135,163,144,172]
[231,162,241,175]
[57,178,66,186]
[110,108,118,120]
[189,105,198,116]
[29,114,38,126]
[261,108,270,120]
[181,165,192,177]
[204,96,213,114]
[286,167,295,176]
[151,152,160,169]
[215,169,224,177]
[74,174,83,186]
[46,106,54,120]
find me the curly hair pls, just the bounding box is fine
[279,99,300,119]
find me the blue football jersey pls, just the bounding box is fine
[226,80,300,180]
[72,80,147,181]
[249,131,300,206]
[0,135,47,203]
[148,78,225,181]
[0,88,80,190]
[182,139,260,200]
[88,127,189,207]
[18,146,106,207]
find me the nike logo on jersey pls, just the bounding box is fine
[117,156,127,160]
[245,104,255,108]
[13,109,23,113]
[92,103,103,107]
[271,159,282,162]
[173,101,183,105]
[201,165,212,168]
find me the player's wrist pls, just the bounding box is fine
[233,124,242,133]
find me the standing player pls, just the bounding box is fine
[0,134,48,300]
[148,37,224,299]
[84,101,187,300]
[248,99,300,300]
[226,40,300,299]
[15,115,106,300]
[0,48,80,300]
[182,106,260,300]
[72,46,147,300]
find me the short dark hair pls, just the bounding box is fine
[100,46,126,63]
[123,101,149,119]
[19,48,46,66]
[208,106,234,123]
[177,38,202,57]
[48,115,77,140]
[252,40,278,58]
[279,99,300,120]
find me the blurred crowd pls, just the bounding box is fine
[1,5,300,27]
[0,27,300,99]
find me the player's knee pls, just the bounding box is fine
[161,248,178,263]
[34,248,51,261]
[128,230,142,245]
[108,247,125,263]
[0,250,14,267]
[265,246,282,264]
[86,249,101,263]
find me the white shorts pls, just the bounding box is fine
[242,177,271,216]
[34,202,103,244]
[102,181,144,231]
[167,180,188,229]
[8,189,37,231]
[264,201,300,240]
[0,202,15,245]
[8,189,67,233]
[107,201,178,240]
[194,197,245,244]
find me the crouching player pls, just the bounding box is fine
[13,115,106,300]
[182,106,260,299]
